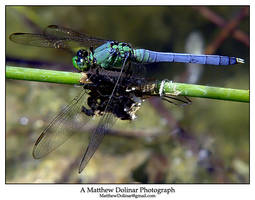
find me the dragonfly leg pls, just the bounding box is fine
[81,105,95,117]
[90,46,94,55]
[124,62,133,78]
[162,95,192,106]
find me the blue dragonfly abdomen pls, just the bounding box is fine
[133,49,244,65]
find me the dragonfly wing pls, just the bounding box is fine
[43,25,109,48]
[78,112,116,173]
[129,63,147,78]
[10,25,109,50]
[78,54,130,173]
[9,33,73,49]
[33,89,90,159]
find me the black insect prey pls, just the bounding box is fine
[80,67,154,121]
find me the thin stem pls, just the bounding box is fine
[157,81,249,103]
[6,66,249,103]
[6,66,82,85]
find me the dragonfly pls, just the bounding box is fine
[9,25,244,173]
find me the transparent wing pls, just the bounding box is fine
[78,54,130,173]
[128,62,147,79]
[9,25,108,50]
[43,25,108,47]
[9,33,73,49]
[33,89,90,159]
[78,112,116,173]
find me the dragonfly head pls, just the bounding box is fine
[72,49,90,71]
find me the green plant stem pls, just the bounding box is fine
[157,80,249,103]
[6,66,249,103]
[6,66,82,85]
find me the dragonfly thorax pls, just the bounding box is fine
[93,42,133,69]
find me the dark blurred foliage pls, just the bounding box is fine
[6,6,249,183]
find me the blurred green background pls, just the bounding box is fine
[6,6,249,183]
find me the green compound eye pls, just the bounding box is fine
[72,56,80,71]
[72,56,89,71]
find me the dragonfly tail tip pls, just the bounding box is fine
[236,58,245,64]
